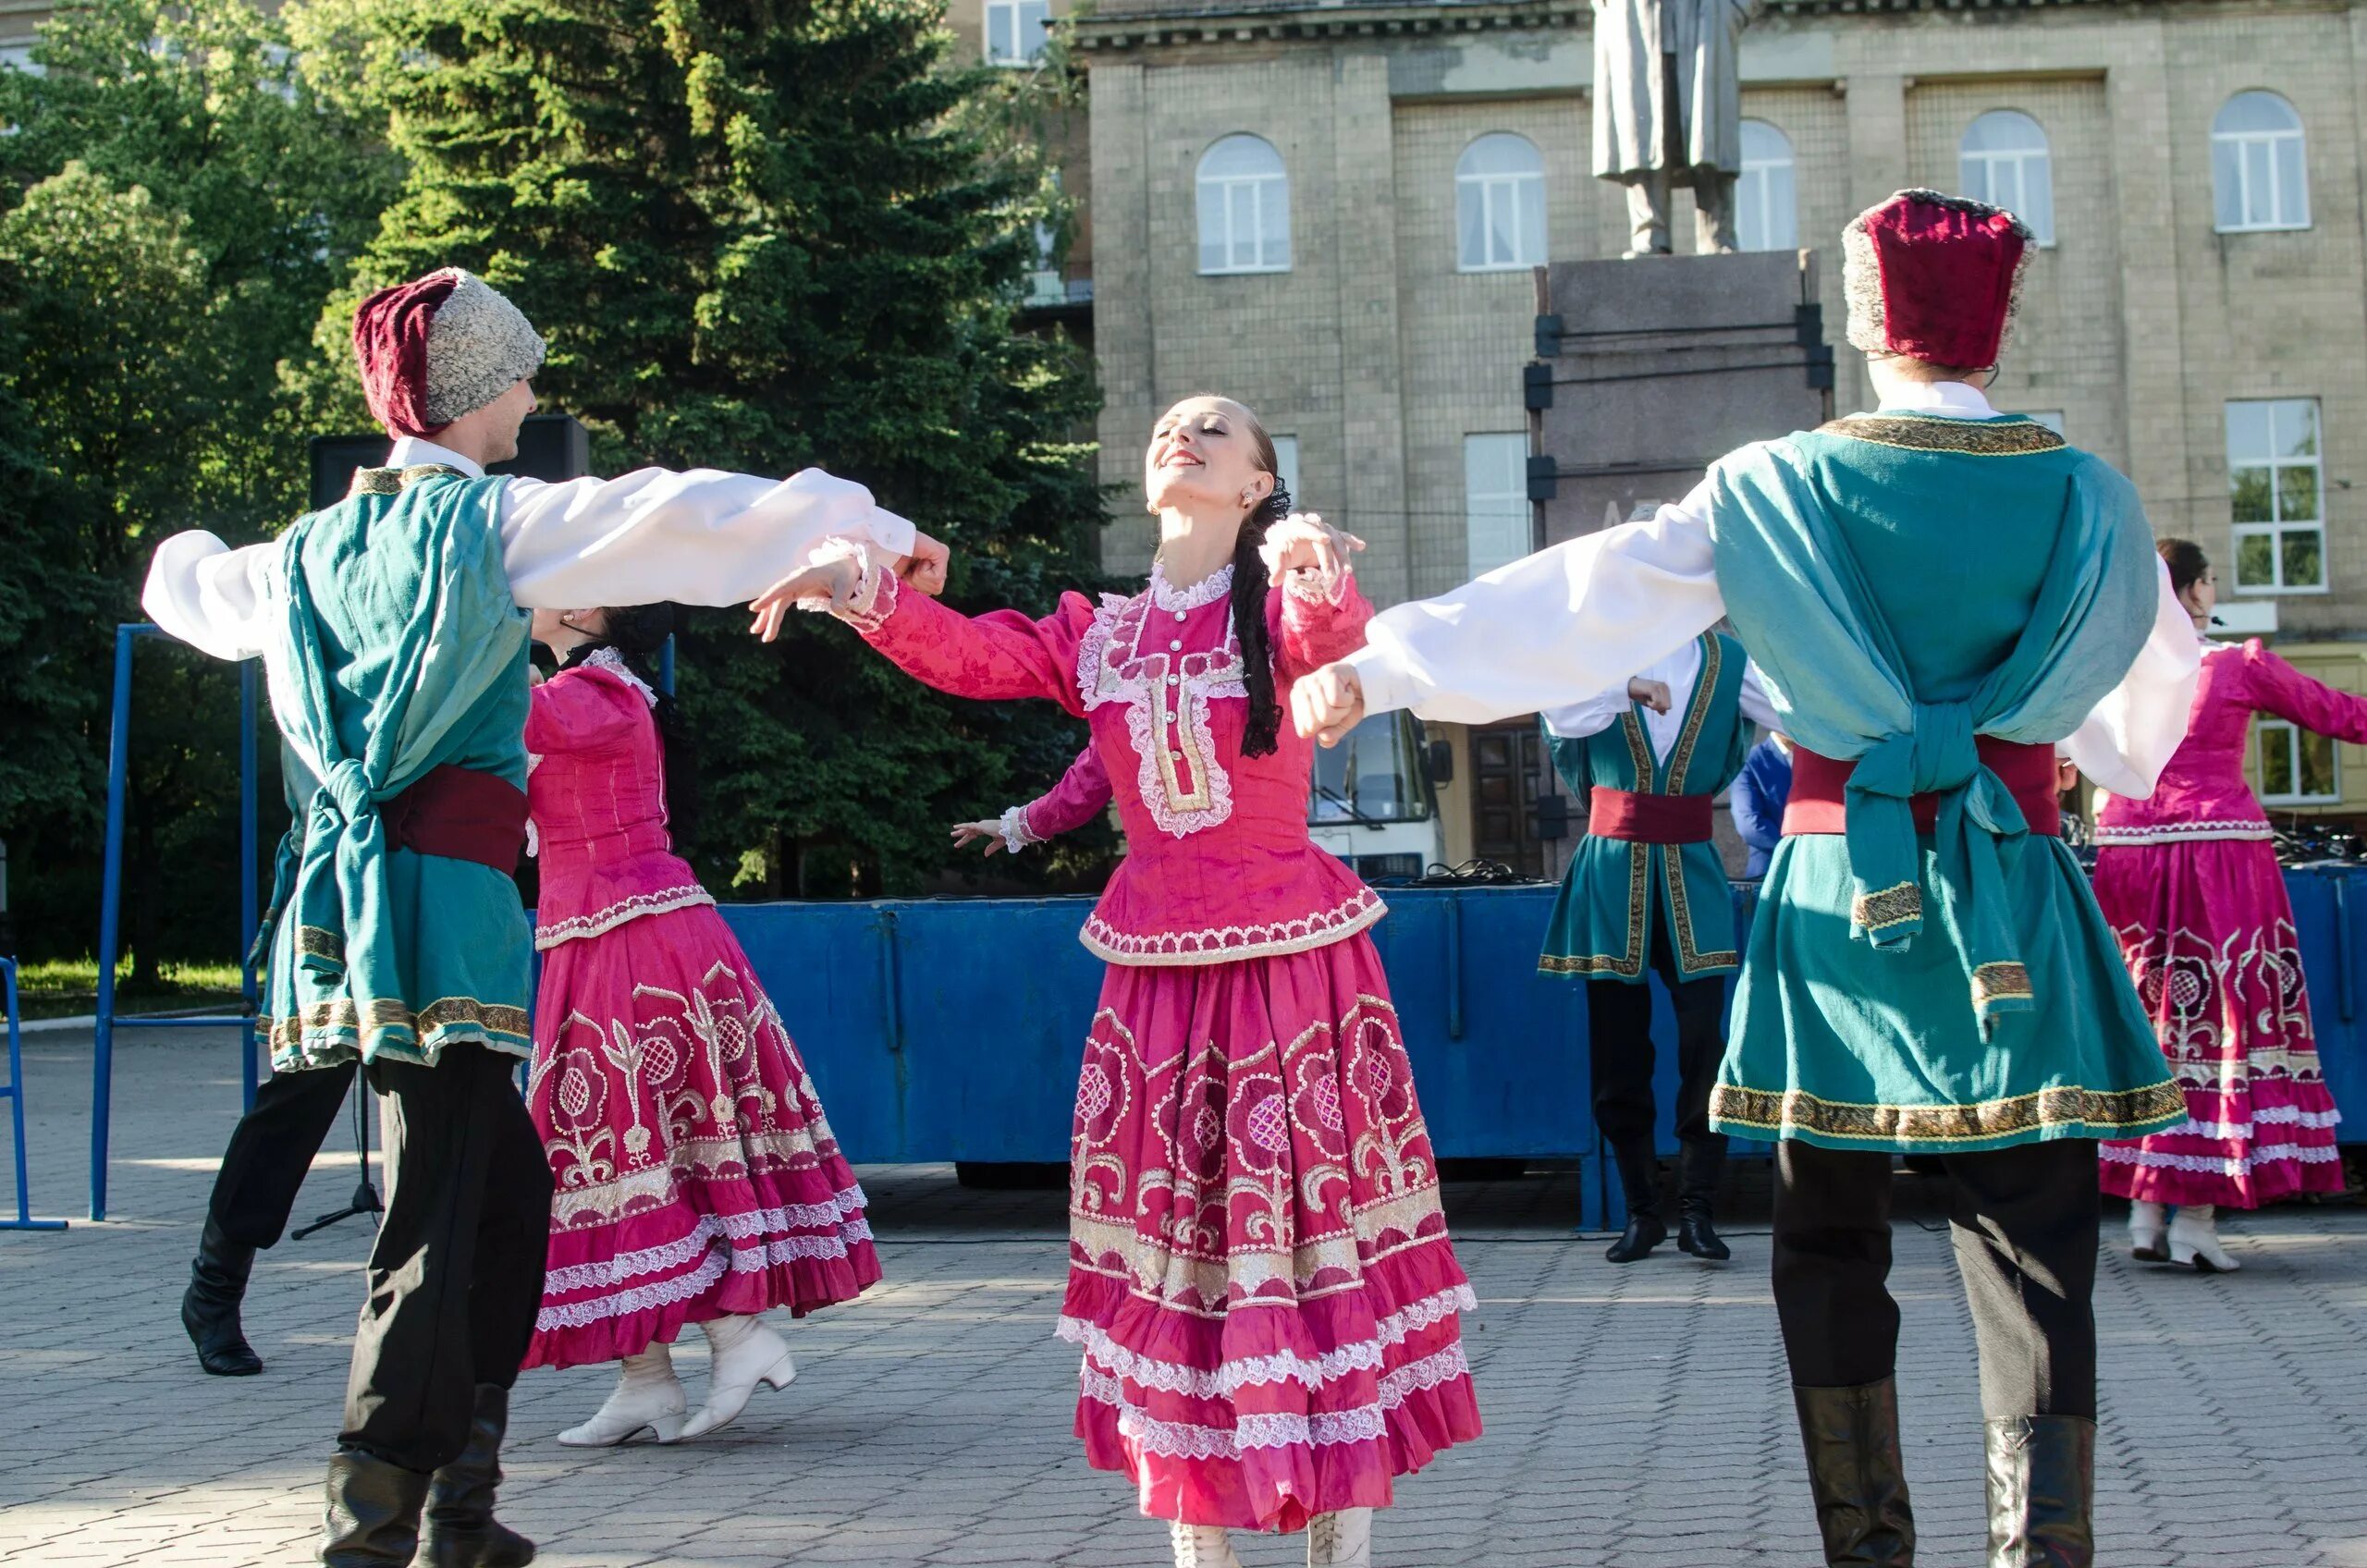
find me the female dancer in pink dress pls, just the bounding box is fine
[521,605,881,1442]
[2093,539,2352,1269]
[756,397,1481,1568]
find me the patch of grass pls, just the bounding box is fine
[6,957,248,1021]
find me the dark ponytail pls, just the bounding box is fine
[560,603,699,843]
[1232,481,1291,759]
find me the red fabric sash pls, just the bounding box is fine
[379,765,529,870]
[1588,787,1715,845]
[1782,739,2062,839]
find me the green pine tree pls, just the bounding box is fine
[291,0,1113,896]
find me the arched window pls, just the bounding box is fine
[2214,92,2309,232]
[1735,120,1797,252]
[1958,110,2054,246]
[983,0,1050,65]
[1196,135,1290,275]
[1455,133,1547,272]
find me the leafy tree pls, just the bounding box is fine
[0,1,398,965]
[290,0,1113,896]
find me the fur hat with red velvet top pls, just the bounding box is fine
[1842,190,2034,372]
[351,269,546,439]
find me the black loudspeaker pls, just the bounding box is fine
[305,413,592,511]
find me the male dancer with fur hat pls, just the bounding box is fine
[143,267,941,1567]
[1291,193,2201,1566]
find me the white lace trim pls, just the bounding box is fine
[1079,1341,1472,1459]
[580,645,659,707]
[2098,1142,2343,1176]
[1079,583,1246,839]
[998,804,1044,855]
[1148,560,1234,611]
[1082,888,1386,967]
[534,885,715,949]
[2093,820,2275,846]
[1054,1285,1474,1399]
[803,538,894,634]
[541,1187,872,1293]
[2180,1106,2343,1139]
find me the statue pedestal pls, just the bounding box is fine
[1527,251,1833,545]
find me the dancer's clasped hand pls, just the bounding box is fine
[1259,512,1364,588]
[744,530,950,643]
[950,820,1008,856]
[1292,661,1366,748]
[1627,676,1674,714]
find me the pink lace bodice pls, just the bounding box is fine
[850,561,1380,963]
[525,651,712,948]
[2096,639,2367,844]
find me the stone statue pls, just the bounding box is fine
[1592,0,1760,257]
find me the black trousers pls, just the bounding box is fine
[204,1059,358,1249]
[1772,1138,2100,1421]
[1586,920,1729,1215]
[340,1044,553,1474]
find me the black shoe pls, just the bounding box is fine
[1676,1207,1730,1262]
[1793,1379,1916,1567]
[320,1448,431,1567]
[1604,1212,1667,1264]
[181,1218,263,1377]
[418,1385,536,1567]
[1984,1415,2094,1568]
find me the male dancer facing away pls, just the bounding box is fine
[143,267,941,1567]
[1292,192,2201,1566]
[1540,635,1775,1263]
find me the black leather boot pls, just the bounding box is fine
[1676,1203,1730,1261]
[1605,1211,1667,1263]
[1984,1415,2095,1568]
[1603,1137,1664,1263]
[319,1448,431,1566]
[1793,1379,1916,1567]
[181,1217,264,1377]
[418,1384,536,1567]
[1676,1139,1729,1260]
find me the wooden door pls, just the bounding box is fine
[1469,720,1548,878]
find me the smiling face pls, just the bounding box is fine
[1145,396,1277,519]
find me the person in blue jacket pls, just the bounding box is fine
[1730,732,1794,879]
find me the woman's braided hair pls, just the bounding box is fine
[1230,413,1291,758]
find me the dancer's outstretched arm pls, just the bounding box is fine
[751,545,1092,715]
[954,746,1114,855]
[1293,486,1727,745]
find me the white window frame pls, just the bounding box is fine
[1958,110,2055,248]
[1196,135,1291,276]
[2227,397,2326,595]
[983,0,1049,67]
[1454,134,1547,273]
[2256,716,2341,804]
[2213,92,2310,234]
[1735,120,1797,253]
[1269,435,1302,505]
[1464,433,1532,579]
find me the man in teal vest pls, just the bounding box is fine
[1541,631,1773,1263]
[145,269,940,1567]
[1292,192,2201,1567]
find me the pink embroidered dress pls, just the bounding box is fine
[2092,638,2356,1207]
[827,556,1481,1532]
[521,648,880,1370]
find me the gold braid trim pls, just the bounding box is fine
[1709,1080,2189,1145]
[1853,881,1923,933]
[1663,634,1738,974]
[350,463,465,496]
[296,925,343,962]
[264,995,531,1065]
[1971,962,2035,1008]
[1818,416,2066,457]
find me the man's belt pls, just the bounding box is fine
[1782,739,2062,839]
[1588,787,1715,844]
[379,765,529,870]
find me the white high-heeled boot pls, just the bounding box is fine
[557,1345,688,1446]
[1169,1521,1245,1568]
[2168,1205,2240,1272]
[2128,1200,2169,1262]
[1307,1508,1374,1567]
[677,1314,797,1439]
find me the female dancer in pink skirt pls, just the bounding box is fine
[756,397,1482,1568]
[2093,538,2353,1269]
[522,605,880,1442]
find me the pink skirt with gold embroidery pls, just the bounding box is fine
[1062,932,1482,1531]
[522,901,880,1370]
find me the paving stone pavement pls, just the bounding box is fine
[2,1026,2363,1567]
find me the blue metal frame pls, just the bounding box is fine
[1,957,68,1230]
[89,624,261,1221]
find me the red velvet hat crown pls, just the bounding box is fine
[1842,190,2033,371]
[352,268,546,439]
